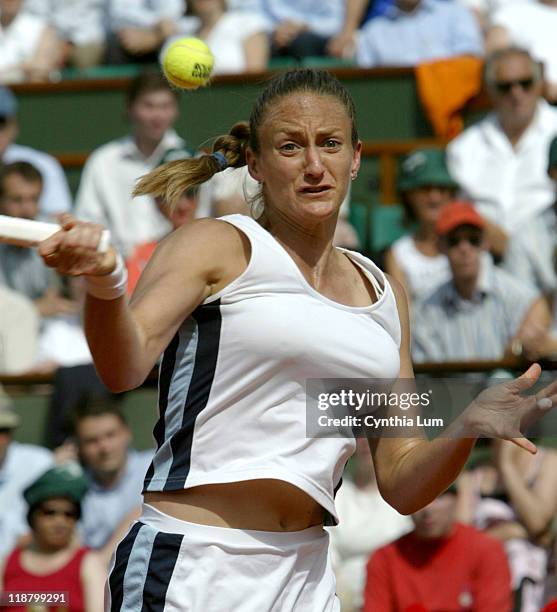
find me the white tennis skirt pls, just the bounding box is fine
[106,503,340,612]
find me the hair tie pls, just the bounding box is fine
[211,151,228,171]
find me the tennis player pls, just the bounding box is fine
[39,68,557,611]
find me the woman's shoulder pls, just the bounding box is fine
[162,216,252,254]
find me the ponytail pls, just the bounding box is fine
[133,121,251,210]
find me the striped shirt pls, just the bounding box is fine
[412,255,538,363]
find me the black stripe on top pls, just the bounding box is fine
[155,331,181,446]
[141,531,184,611]
[164,300,222,489]
[109,521,143,611]
[144,331,180,486]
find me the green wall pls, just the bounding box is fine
[15,70,433,156]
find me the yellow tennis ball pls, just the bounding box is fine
[162,37,214,90]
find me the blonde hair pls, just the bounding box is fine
[133,122,250,208]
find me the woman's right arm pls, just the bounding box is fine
[39,216,249,392]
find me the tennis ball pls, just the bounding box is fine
[162,37,214,90]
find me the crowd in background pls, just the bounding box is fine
[0,0,554,87]
[2,0,557,611]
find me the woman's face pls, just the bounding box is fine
[33,497,78,550]
[247,92,361,227]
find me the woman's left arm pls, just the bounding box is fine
[370,277,557,515]
[369,277,476,514]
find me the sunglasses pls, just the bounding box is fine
[446,234,482,248]
[495,77,535,94]
[38,507,78,519]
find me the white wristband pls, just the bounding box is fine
[85,252,128,300]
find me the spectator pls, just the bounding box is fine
[457,440,557,611]
[329,439,412,612]
[447,47,557,257]
[412,201,550,363]
[501,132,557,301]
[0,161,79,319]
[0,86,72,218]
[75,71,184,258]
[363,487,513,611]
[23,0,106,70]
[173,0,269,74]
[0,0,62,83]
[258,0,346,60]
[0,394,52,560]
[355,0,483,68]
[107,0,183,64]
[384,148,457,306]
[0,463,106,610]
[487,1,557,102]
[73,396,153,552]
[0,286,38,374]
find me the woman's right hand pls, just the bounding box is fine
[38,214,117,277]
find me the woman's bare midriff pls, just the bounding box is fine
[143,479,325,531]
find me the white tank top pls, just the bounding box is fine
[391,234,450,302]
[143,214,401,524]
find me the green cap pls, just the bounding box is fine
[548,136,557,174]
[24,463,88,508]
[398,148,458,192]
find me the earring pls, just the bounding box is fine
[351,173,358,181]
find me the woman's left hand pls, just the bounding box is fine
[458,364,557,454]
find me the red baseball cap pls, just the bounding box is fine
[435,201,485,236]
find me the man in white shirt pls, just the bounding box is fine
[0,86,72,219]
[447,47,557,256]
[75,71,184,257]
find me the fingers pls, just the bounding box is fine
[537,397,553,410]
[38,218,109,276]
[511,363,542,392]
[538,377,557,401]
[507,436,537,455]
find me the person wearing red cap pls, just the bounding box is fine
[363,488,513,612]
[412,201,552,362]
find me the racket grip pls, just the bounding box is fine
[0,215,111,253]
